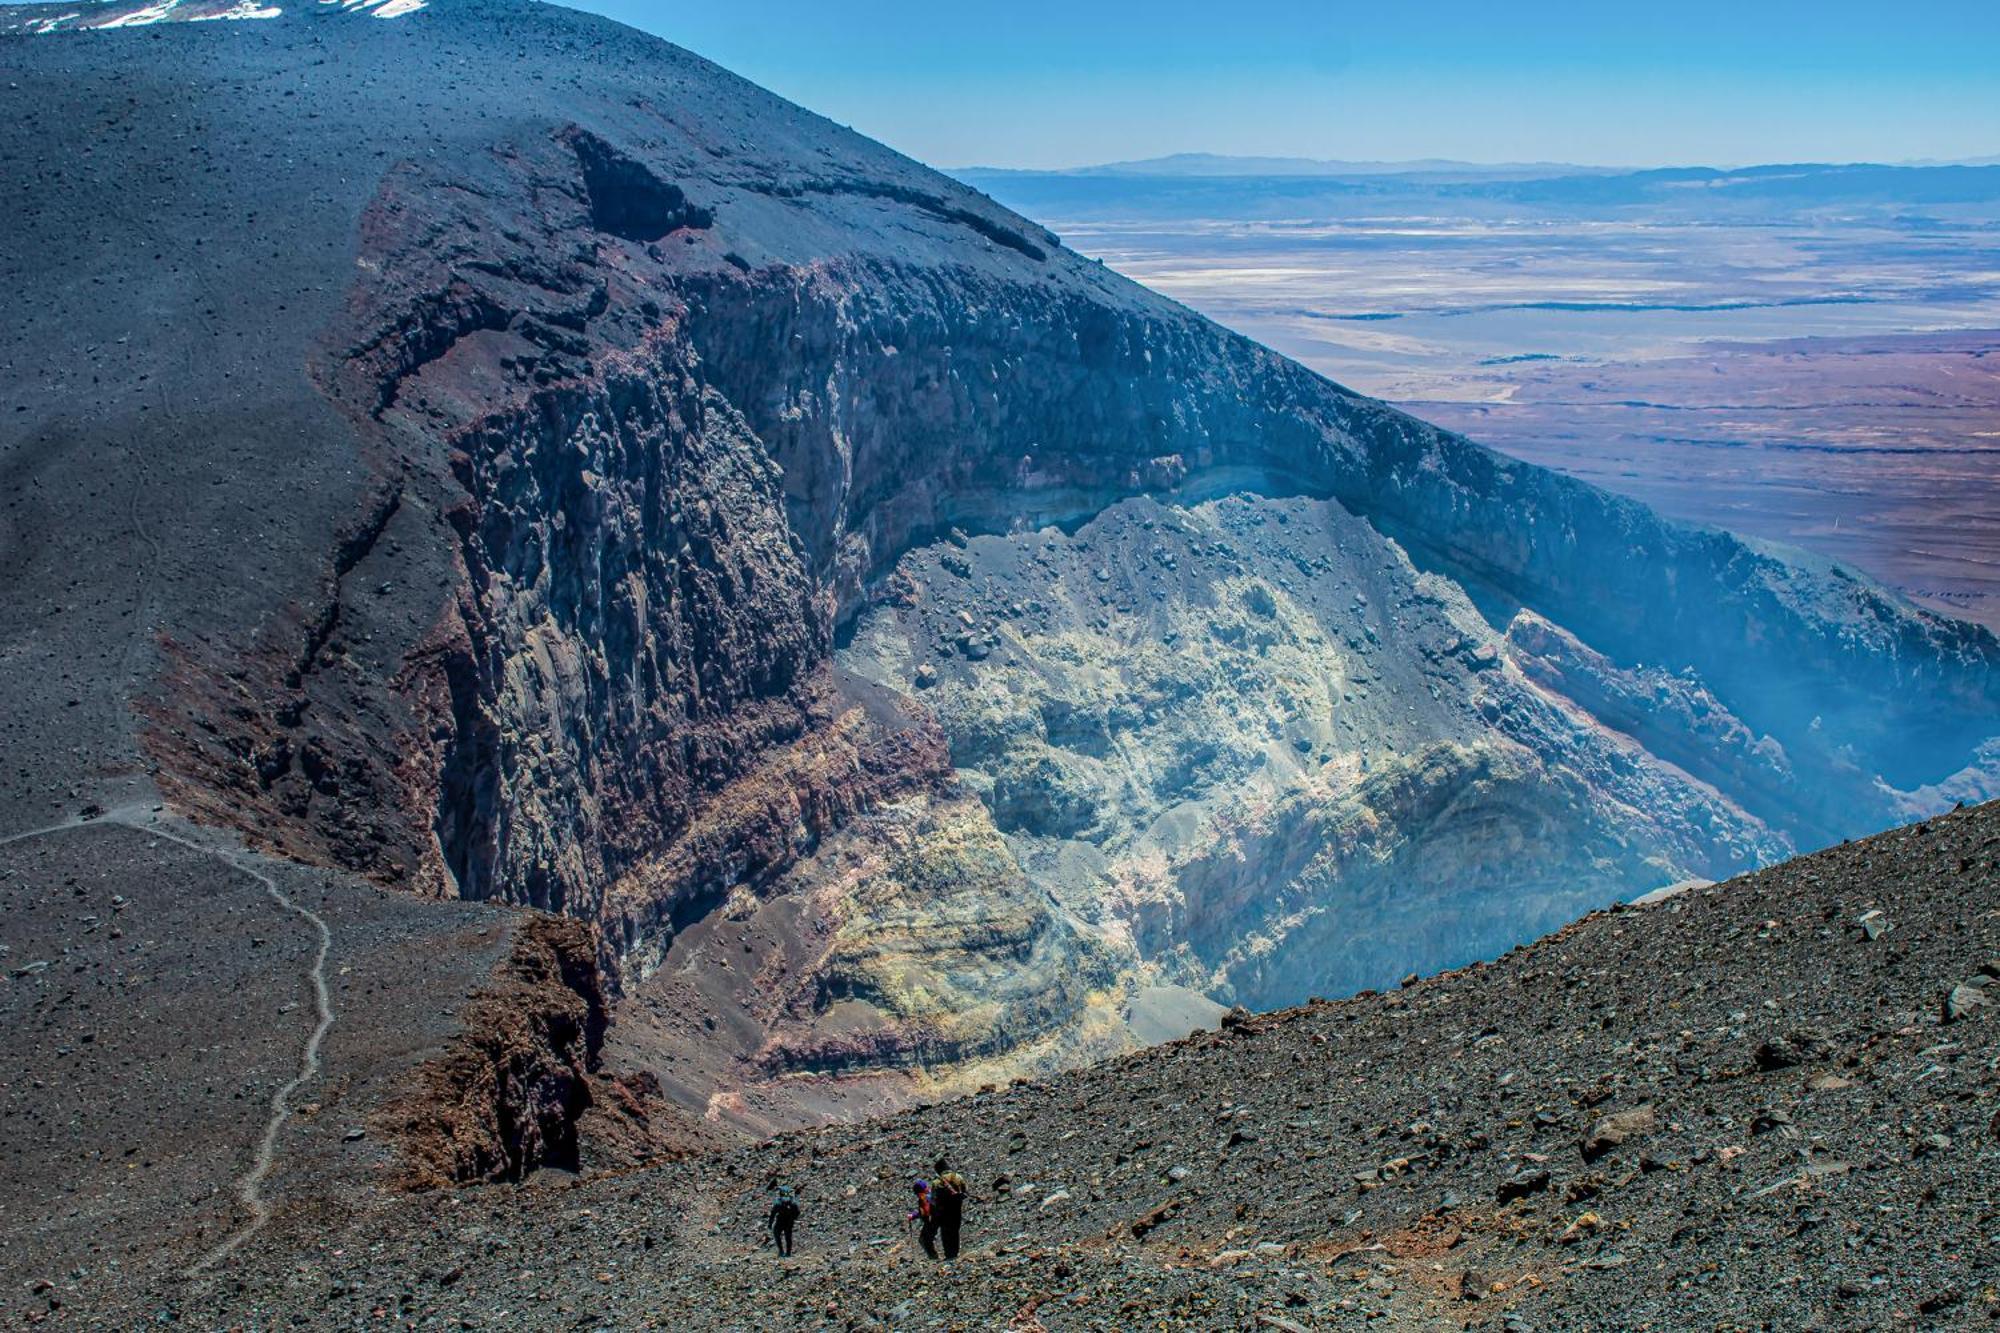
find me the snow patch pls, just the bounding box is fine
[190,2,284,18]
[15,0,416,32]
[19,0,281,29]
[95,0,181,25]
[320,0,426,16]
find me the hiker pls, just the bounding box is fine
[909,1178,938,1260]
[930,1160,968,1260]
[769,1184,801,1257]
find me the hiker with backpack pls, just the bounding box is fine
[908,1178,938,1260]
[929,1160,969,1261]
[768,1184,801,1257]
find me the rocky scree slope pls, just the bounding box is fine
[1,0,1996,1130]
[71,800,2000,1331]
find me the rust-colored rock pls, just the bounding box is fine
[386,915,697,1186]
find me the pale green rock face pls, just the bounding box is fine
[835,491,1787,1033]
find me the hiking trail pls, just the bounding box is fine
[0,810,336,1272]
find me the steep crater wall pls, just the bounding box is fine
[137,105,2000,1109]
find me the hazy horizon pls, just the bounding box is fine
[949,150,2000,173]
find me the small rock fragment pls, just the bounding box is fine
[1255,1315,1310,1333]
[1750,1108,1794,1136]
[1497,1168,1551,1203]
[1944,981,1991,1024]
[1753,1028,1833,1071]
[1580,1104,1656,1161]
[1555,1211,1604,1244]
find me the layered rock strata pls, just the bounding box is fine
[3,0,1995,1128]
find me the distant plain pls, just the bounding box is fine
[959,163,2000,630]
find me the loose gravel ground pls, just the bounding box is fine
[19,801,1989,1330]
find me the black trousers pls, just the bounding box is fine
[919,1212,963,1259]
[772,1221,793,1256]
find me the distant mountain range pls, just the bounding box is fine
[1904,153,2000,168]
[959,152,1626,180]
[960,151,2000,179]
[952,157,2000,223]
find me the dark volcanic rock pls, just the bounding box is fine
[2,0,1998,1173]
[1754,1028,1837,1072]
[1496,1167,1552,1203]
[50,796,2000,1330]
[6,3,1995,1328]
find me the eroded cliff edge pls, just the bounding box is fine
[4,0,1993,1133]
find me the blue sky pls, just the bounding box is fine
[574,0,2000,169]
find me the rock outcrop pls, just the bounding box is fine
[388,915,604,1184]
[388,914,697,1185]
[3,0,1996,1128]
